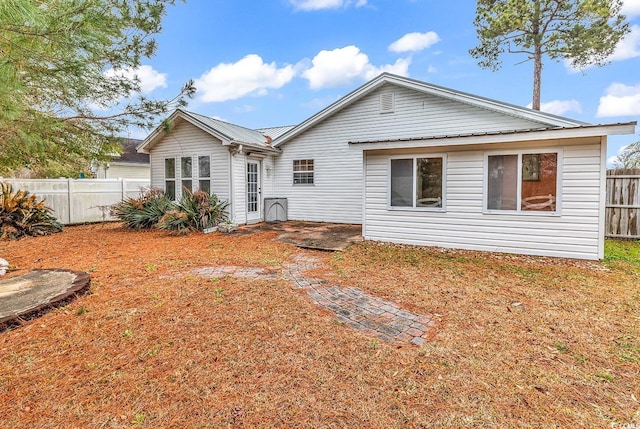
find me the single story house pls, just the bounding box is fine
[138,73,636,260]
[94,138,150,180]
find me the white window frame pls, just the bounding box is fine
[387,154,447,211]
[164,157,176,200]
[293,159,314,185]
[482,148,563,216]
[197,154,212,194]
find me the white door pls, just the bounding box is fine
[246,161,261,222]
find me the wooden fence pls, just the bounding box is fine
[606,169,640,239]
[2,178,150,225]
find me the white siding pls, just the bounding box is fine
[230,153,247,224]
[149,119,230,202]
[103,164,150,180]
[363,138,604,260]
[273,83,545,224]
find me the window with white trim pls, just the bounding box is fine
[181,156,192,193]
[390,156,444,208]
[485,151,559,213]
[164,158,176,200]
[293,159,314,185]
[198,155,211,194]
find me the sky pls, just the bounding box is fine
[126,0,640,164]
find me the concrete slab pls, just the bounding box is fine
[0,270,90,328]
[236,221,362,251]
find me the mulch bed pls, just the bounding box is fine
[0,223,639,428]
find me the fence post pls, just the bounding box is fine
[67,178,73,224]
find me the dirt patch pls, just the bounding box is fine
[0,224,638,428]
[235,221,362,251]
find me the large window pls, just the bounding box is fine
[164,158,176,200]
[293,159,314,185]
[181,156,192,193]
[198,155,211,194]
[486,151,559,213]
[390,156,444,208]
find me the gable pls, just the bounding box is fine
[273,73,586,148]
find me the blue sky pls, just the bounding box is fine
[128,0,640,163]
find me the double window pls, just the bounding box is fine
[293,159,314,185]
[485,151,559,213]
[164,155,212,199]
[390,156,445,209]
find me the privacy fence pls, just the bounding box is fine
[2,178,150,225]
[606,169,640,239]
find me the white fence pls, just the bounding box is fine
[2,178,150,225]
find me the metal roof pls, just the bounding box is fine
[182,110,269,146]
[256,125,296,140]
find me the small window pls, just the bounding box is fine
[164,158,176,200]
[198,155,211,194]
[293,159,314,185]
[181,156,192,193]
[390,156,444,208]
[486,151,559,213]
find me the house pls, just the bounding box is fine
[138,73,636,260]
[94,138,150,180]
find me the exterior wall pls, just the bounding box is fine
[97,163,150,180]
[363,137,604,260]
[273,83,545,224]
[230,153,247,224]
[149,119,230,202]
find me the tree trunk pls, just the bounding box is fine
[532,45,542,110]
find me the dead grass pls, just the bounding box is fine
[0,223,639,428]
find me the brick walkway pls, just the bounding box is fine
[190,253,436,345]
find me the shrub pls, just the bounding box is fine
[157,189,230,234]
[0,182,63,239]
[110,188,175,230]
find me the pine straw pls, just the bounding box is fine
[1,223,639,428]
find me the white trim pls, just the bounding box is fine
[387,153,447,211]
[352,122,636,150]
[482,148,563,216]
[598,136,607,260]
[362,152,367,239]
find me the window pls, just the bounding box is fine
[181,156,192,193]
[390,156,444,208]
[293,159,314,185]
[198,155,211,194]
[486,151,559,213]
[164,158,176,200]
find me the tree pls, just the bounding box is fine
[613,140,640,169]
[0,0,195,177]
[470,0,629,110]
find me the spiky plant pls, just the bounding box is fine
[110,188,175,230]
[157,189,230,233]
[0,182,63,239]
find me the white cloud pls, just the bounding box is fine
[195,54,296,102]
[289,0,367,11]
[105,65,167,93]
[596,82,640,117]
[302,45,410,89]
[622,0,640,17]
[526,99,582,116]
[388,31,440,53]
[427,65,438,73]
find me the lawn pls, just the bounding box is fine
[1,223,639,428]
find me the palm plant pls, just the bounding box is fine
[0,182,63,239]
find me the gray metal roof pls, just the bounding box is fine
[256,125,296,140]
[182,110,269,146]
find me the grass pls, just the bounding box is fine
[0,225,639,428]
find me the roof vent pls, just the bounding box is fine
[380,92,395,113]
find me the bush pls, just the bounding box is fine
[157,189,230,234]
[0,182,63,239]
[110,188,175,230]
[112,187,230,234]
